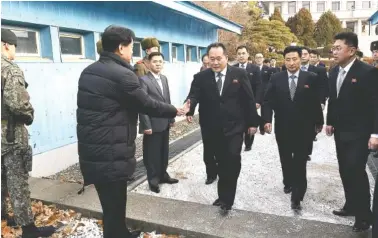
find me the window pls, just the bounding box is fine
[317,1,325,12]
[347,1,355,10]
[274,3,282,14]
[59,33,84,57]
[302,1,310,10]
[346,21,355,32]
[288,1,296,14]
[362,1,371,8]
[332,1,340,11]
[186,46,192,62]
[133,42,142,58]
[171,45,177,62]
[3,26,40,56]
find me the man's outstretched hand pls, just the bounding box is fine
[176,99,191,116]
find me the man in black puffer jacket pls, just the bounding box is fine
[77,25,188,238]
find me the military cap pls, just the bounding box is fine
[141,37,160,50]
[1,28,17,46]
[371,40,378,51]
[96,39,103,54]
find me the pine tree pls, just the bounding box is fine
[269,7,284,23]
[285,8,316,47]
[241,19,298,59]
[314,11,343,47]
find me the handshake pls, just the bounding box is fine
[176,99,191,117]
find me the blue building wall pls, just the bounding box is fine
[1,1,220,155]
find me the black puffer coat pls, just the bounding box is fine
[77,52,177,185]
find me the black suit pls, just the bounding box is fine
[327,59,378,222]
[304,64,329,156]
[262,70,324,202]
[187,66,259,207]
[139,72,174,186]
[233,63,262,149]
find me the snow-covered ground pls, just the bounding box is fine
[133,131,375,226]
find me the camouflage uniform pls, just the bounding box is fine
[1,53,34,226]
[134,57,150,77]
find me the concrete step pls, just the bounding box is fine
[29,177,372,238]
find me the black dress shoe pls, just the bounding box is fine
[332,208,354,217]
[244,147,251,151]
[352,221,371,232]
[205,177,216,185]
[1,215,16,227]
[291,201,302,210]
[307,156,311,161]
[212,198,222,206]
[127,230,142,238]
[149,184,160,193]
[220,204,232,212]
[160,177,179,184]
[284,186,292,194]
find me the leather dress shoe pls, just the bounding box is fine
[307,156,311,161]
[220,204,232,212]
[244,147,251,152]
[332,208,354,217]
[149,184,160,193]
[205,177,216,185]
[284,186,292,194]
[160,177,179,184]
[291,201,302,210]
[352,221,371,232]
[212,198,223,206]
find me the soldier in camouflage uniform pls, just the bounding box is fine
[1,28,56,237]
[371,40,378,68]
[134,37,160,77]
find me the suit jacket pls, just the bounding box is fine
[327,59,378,141]
[306,64,329,104]
[187,66,259,136]
[139,72,174,134]
[233,63,263,104]
[259,65,276,96]
[262,70,324,139]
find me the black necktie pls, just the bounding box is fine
[216,72,223,94]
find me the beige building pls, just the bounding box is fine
[262,0,378,55]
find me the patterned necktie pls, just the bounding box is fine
[336,68,346,97]
[216,72,223,94]
[289,74,297,100]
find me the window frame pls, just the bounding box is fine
[302,1,310,10]
[132,41,143,60]
[2,25,41,57]
[362,1,371,9]
[288,1,296,14]
[331,1,341,11]
[317,1,326,12]
[171,45,178,62]
[347,1,355,10]
[186,46,193,62]
[59,32,85,59]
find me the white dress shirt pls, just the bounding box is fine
[214,67,227,95]
[151,71,163,94]
[239,63,247,69]
[287,70,299,85]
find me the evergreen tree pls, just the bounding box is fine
[285,8,316,47]
[314,10,343,47]
[269,7,284,23]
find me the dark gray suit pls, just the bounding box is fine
[139,72,174,186]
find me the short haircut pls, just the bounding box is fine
[356,50,363,58]
[263,59,270,64]
[148,52,164,61]
[283,46,302,57]
[207,42,227,55]
[201,54,208,62]
[309,49,320,56]
[255,53,264,58]
[334,32,358,48]
[301,46,311,54]
[248,56,252,60]
[102,25,135,52]
[236,45,248,52]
